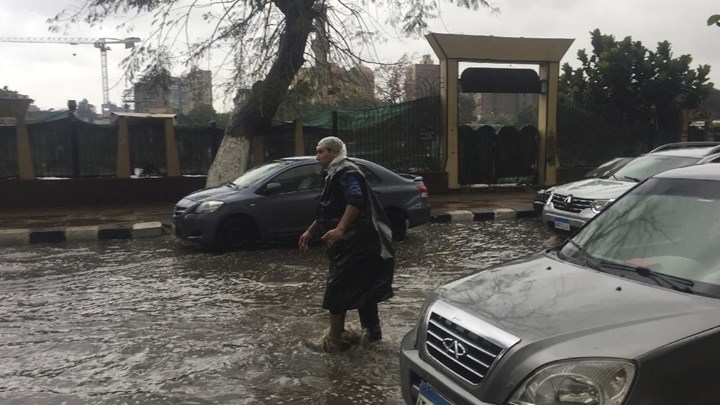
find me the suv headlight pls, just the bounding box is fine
[195,200,224,214]
[590,199,613,213]
[507,359,635,405]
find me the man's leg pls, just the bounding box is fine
[329,310,346,340]
[358,303,382,342]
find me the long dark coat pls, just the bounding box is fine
[316,159,395,312]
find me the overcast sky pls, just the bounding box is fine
[1,0,718,112]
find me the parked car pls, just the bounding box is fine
[400,163,720,405]
[532,156,634,216]
[542,142,720,236]
[172,157,431,249]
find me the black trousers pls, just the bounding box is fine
[331,302,379,329]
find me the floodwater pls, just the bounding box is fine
[0,220,550,404]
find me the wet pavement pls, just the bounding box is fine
[0,219,550,404]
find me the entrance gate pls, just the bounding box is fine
[458,124,538,185]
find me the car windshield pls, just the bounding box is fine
[585,157,633,179]
[231,161,290,188]
[559,177,720,297]
[612,155,699,182]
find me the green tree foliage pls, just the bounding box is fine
[75,98,97,123]
[559,29,713,137]
[458,93,476,125]
[50,0,497,186]
[187,103,217,125]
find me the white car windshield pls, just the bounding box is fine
[561,177,720,296]
[612,155,698,182]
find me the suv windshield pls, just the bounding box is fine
[559,177,720,297]
[231,160,289,188]
[612,155,699,182]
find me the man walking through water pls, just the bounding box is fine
[299,136,395,353]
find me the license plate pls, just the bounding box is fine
[553,217,571,231]
[417,382,453,405]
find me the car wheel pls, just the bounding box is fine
[217,216,259,250]
[386,209,407,241]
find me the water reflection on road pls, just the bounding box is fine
[0,220,549,404]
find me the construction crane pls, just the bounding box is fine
[0,36,141,107]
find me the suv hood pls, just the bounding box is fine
[437,254,720,359]
[552,178,636,200]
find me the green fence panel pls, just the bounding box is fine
[0,125,18,178]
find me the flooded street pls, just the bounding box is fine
[0,220,550,404]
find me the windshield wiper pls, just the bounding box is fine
[621,175,641,182]
[599,260,695,293]
[224,181,238,189]
[564,240,604,271]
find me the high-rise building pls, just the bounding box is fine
[134,68,213,114]
[404,55,440,101]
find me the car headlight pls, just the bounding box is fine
[507,359,635,405]
[195,200,224,214]
[590,199,613,214]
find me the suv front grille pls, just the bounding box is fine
[425,312,505,384]
[551,194,593,213]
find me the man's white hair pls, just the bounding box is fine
[317,136,348,173]
[317,136,346,154]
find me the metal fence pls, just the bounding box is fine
[0,115,225,178]
[296,96,442,173]
[556,101,679,167]
[458,124,538,185]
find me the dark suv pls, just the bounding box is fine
[401,164,720,404]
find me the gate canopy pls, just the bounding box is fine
[426,33,574,63]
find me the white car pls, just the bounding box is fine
[542,142,720,236]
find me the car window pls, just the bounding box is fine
[270,164,323,192]
[566,178,720,294]
[612,155,699,182]
[357,164,381,185]
[232,161,289,188]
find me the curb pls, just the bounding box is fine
[0,221,171,247]
[0,207,539,247]
[430,207,538,223]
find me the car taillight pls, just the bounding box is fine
[417,184,429,198]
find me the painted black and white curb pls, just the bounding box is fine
[430,207,538,223]
[0,222,170,247]
[0,207,538,247]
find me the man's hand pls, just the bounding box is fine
[321,228,344,245]
[299,221,317,252]
[299,230,312,252]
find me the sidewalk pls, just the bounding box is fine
[0,189,538,246]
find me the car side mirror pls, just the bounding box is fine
[261,182,282,195]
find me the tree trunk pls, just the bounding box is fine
[206,0,316,188]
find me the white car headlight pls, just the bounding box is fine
[507,359,635,405]
[195,200,224,214]
[590,199,613,214]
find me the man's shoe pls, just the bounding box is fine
[322,336,352,353]
[305,335,352,353]
[362,326,382,344]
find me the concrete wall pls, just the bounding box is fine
[0,177,206,208]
